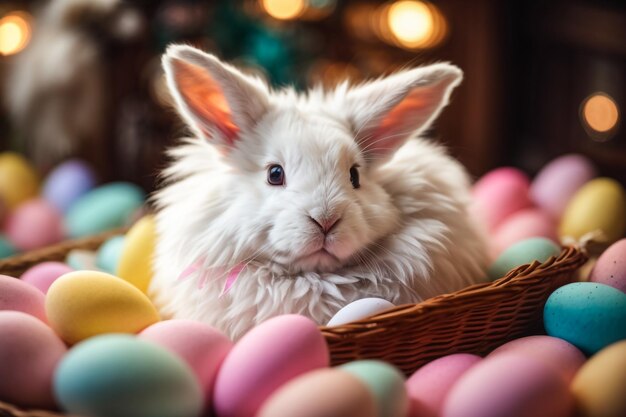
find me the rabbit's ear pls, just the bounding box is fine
[163,45,269,147]
[345,63,462,162]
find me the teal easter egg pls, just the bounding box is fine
[340,360,408,417]
[54,334,202,417]
[0,235,17,259]
[488,237,561,280]
[96,236,125,274]
[65,183,144,238]
[544,282,626,355]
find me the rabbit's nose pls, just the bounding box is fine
[308,214,342,234]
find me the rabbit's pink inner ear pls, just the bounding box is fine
[172,59,239,144]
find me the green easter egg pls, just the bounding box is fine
[96,236,125,274]
[488,237,561,281]
[0,235,17,259]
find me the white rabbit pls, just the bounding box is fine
[150,45,489,339]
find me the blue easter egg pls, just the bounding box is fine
[0,235,17,259]
[43,160,96,213]
[544,282,626,355]
[96,236,125,274]
[54,334,203,417]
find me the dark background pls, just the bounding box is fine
[0,0,624,190]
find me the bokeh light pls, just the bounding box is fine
[582,93,620,141]
[261,0,306,20]
[0,12,32,56]
[383,0,447,50]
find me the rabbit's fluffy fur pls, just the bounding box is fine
[150,45,489,339]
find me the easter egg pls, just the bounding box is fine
[571,340,626,417]
[0,274,47,322]
[65,182,144,238]
[20,262,74,294]
[491,209,557,256]
[488,335,585,383]
[66,249,100,271]
[544,282,626,355]
[471,168,533,231]
[442,354,573,417]
[0,311,67,408]
[530,154,596,219]
[45,270,160,344]
[0,235,17,258]
[54,334,202,417]
[406,354,481,417]
[96,235,125,274]
[117,215,156,293]
[488,237,561,280]
[340,360,408,417]
[43,159,96,213]
[5,199,64,250]
[213,314,329,417]
[139,320,233,406]
[589,238,626,292]
[327,298,395,326]
[0,152,39,209]
[559,178,626,244]
[257,368,376,417]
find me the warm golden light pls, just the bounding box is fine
[388,1,433,46]
[582,93,620,138]
[0,12,31,56]
[261,0,306,20]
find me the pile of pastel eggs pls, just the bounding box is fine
[0,152,145,259]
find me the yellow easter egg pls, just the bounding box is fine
[0,152,39,209]
[559,178,626,244]
[45,271,160,344]
[571,340,626,417]
[117,215,156,293]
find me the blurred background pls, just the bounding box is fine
[0,0,624,191]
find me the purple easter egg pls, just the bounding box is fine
[43,160,96,213]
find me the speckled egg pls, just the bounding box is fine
[488,237,561,280]
[327,298,395,326]
[0,311,67,408]
[559,178,626,244]
[0,152,39,209]
[340,360,408,417]
[442,354,573,417]
[20,262,74,294]
[471,167,533,231]
[43,160,96,213]
[0,274,47,322]
[213,314,329,417]
[530,154,596,219]
[491,209,557,256]
[544,282,626,355]
[488,335,585,383]
[96,235,125,274]
[139,320,233,407]
[257,369,376,417]
[406,354,481,417]
[54,334,202,417]
[572,340,626,417]
[65,182,144,238]
[117,215,155,293]
[5,199,64,250]
[589,238,626,292]
[45,270,160,344]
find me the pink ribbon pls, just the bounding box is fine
[177,258,244,297]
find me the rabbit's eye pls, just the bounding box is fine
[267,164,285,186]
[350,165,360,189]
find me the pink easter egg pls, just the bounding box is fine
[20,262,74,294]
[531,154,596,220]
[491,209,557,256]
[472,168,533,231]
[5,199,64,250]
[213,314,329,417]
[0,311,67,408]
[488,335,585,383]
[406,353,481,417]
[589,238,626,292]
[0,274,47,322]
[139,319,233,408]
[443,354,573,417]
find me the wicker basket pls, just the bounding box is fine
[0,233,587,417]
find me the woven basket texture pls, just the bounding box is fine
[0,233,586,417]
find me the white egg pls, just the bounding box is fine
[327,298,395,326]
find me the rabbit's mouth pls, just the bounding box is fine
[295,248,342,272]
